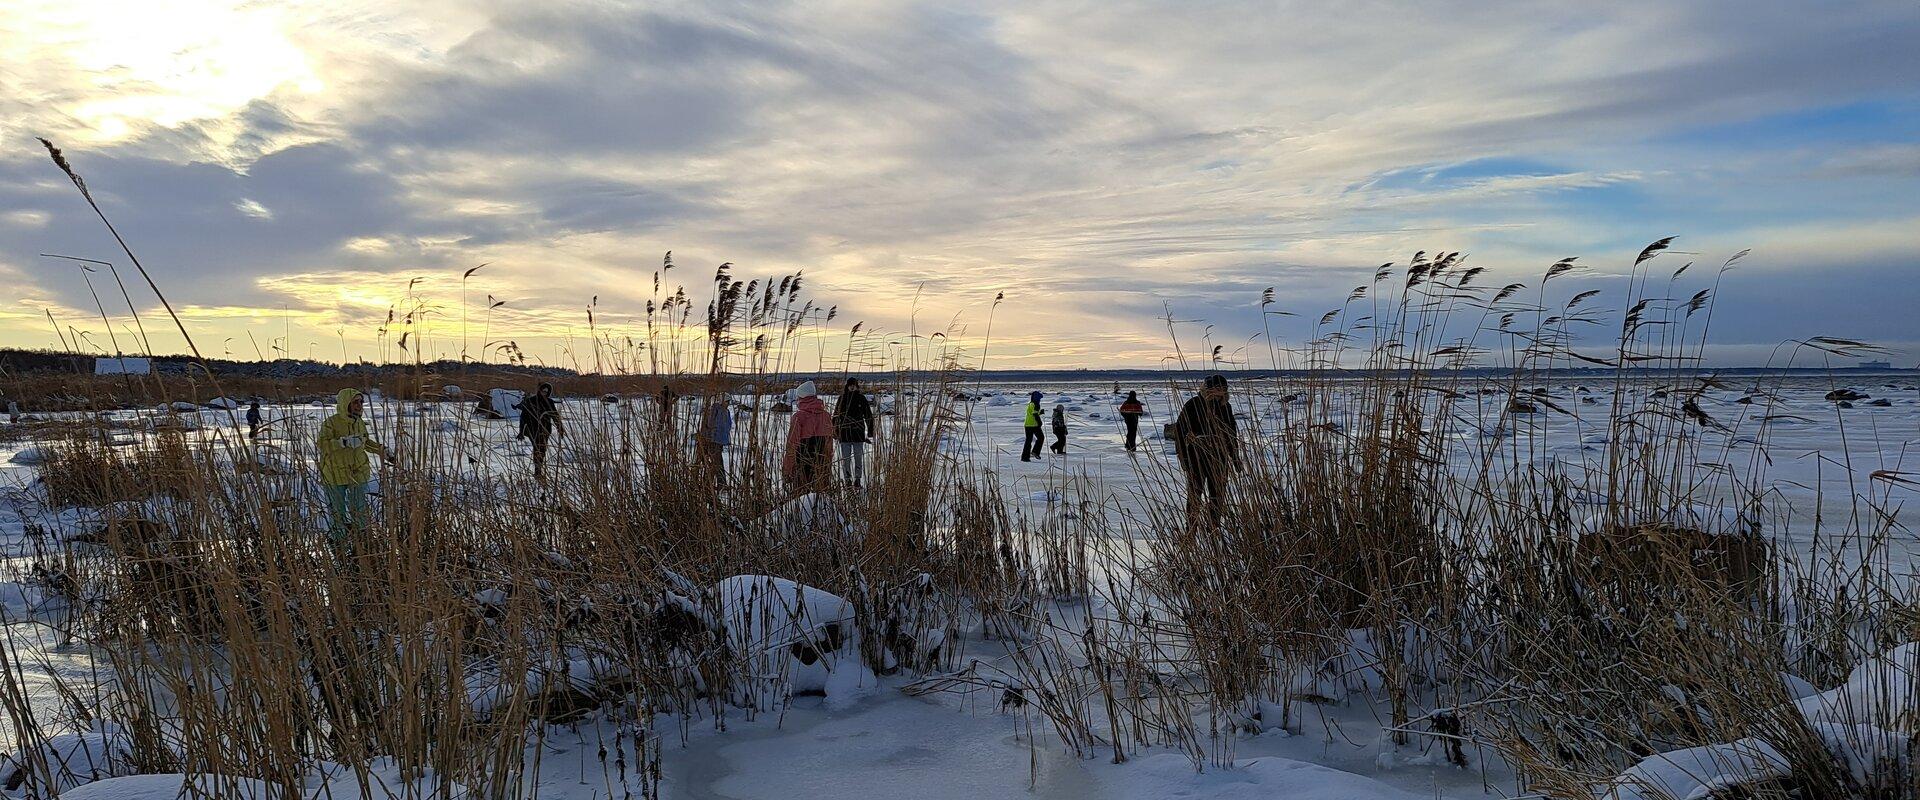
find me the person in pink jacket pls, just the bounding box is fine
[784,380,835,492]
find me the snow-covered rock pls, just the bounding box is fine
[1795,642,1918,733]
[58,773,274,799]
[0,722,136,796]
[7,446,51,466]
[716,575,873,705]
[1601,738,1789,800]
[716,575,854,654]
[489,388,524,420]
[203,396,242,410]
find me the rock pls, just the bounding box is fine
[7,446,51,465]
[1838,401,1855,409]
[1826,389,1869,402]
[771,401,793,413]
[1507,399,1538,414]
[489,388,524,419]
[1867,398,1893,407]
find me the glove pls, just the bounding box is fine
[339,435,365,449]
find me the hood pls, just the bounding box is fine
[336,388,362,415]
[795,380,818,398]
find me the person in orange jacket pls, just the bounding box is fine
[1118,391,1145,451]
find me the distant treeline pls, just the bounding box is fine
[5,347,1912,381]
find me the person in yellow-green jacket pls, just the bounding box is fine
[1019,391,1045,462]
[318,388,388,550]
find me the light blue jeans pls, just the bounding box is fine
[324,482,371,552]
[839,441,866,485]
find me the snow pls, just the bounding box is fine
[0,581,53,618]
[1794,642,1918,733]
[0,723,136,796]
[1601,738,1789,800]
[489,388,524,420]
[56,773,273,799]
[715,574,855,652]
[753,492,852,539]
[5,447,48,466]
[1101,753,1422,800]
[0,376,1914,800]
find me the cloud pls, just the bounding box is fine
[0,0,1916,367]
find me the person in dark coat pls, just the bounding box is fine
[246,399,263,439]
[834,377,877,487]
[516,382,565,480]
[1049,405,1068,454]
[1173,375,1238,524]
[1117,391,1144,451]
[1020,391,1045,462]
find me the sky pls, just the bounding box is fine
[1,0,1917,371]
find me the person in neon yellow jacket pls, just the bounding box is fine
[318,388,388,549]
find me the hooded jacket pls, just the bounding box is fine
[318,388,388,486]
[518,385,561,438]
[784,394,835,476]
[1173,392,1238,475]
[834,387,874,443]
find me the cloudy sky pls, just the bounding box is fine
[2,0,1916,370]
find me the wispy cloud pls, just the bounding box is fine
[1,0,1916,366]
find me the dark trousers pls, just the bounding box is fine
[1122,414,1140,450]
[1051,426,1067,453]
[1185,462,1228,525]
[1021,426,1045,461]
[697,438,725,484]
[795,436,830,491]
[530,431,551,478]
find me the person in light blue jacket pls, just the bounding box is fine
[697,392,733,482]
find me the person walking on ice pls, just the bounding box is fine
[318,388,388,555]
[834,377,876,487]
[784,381,834,493]
[245,397,264,439]
[1049,404,1068,454]
[1118,391,1144,452]
[516,382,566,480]
[696,390,733,484]
[1020,391,1045,462]
[1173,375,1239,525]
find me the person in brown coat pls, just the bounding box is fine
[1173,375,1238,524]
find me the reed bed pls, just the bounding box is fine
[1,135,1913,800]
